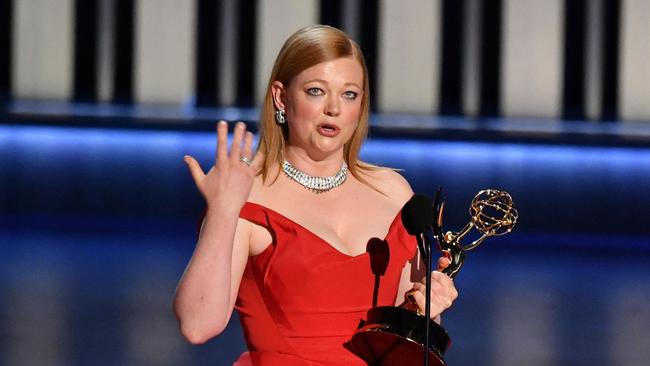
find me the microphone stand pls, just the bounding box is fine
[413,230,433,366]
[423,231,432,366]
[424,188,444,366]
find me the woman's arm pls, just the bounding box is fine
[173,210,251,344]
[173,121,263,344]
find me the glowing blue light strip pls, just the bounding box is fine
[3,124,649,175]
[8,100,650,139]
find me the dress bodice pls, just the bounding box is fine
[234,202,417,366]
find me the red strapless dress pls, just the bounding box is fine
[233,202,417,366]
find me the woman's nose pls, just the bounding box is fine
[324,96,340,116]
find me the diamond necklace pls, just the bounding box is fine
[282,160,348,193]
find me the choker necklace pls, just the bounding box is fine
[282,160,348,193]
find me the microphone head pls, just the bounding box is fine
[366,238,390,276]
[401,194,435,235]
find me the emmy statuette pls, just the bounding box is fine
[346,189,518,365]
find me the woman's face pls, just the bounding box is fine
[278,57,364,160]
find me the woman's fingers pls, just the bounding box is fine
[216,121,228,165]
[184,155,205,187]
[186,121,261,207]
[216,121,256,168]
[242,131,254,160]
[229,122,246,163]
[241,131,266,172]
[407,286,426,313]
[437,256,451,271]
[408,269,458,319]
[430,271,458,307]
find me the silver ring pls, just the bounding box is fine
[239,156,252,166]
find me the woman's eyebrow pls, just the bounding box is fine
[303,79,362,89]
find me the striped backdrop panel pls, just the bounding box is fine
[255,0,318,104]
[134,0,196,105]
[12,0,74,100]
[501,0,563,119]
[620,0,650,122]
[377,0,440,114]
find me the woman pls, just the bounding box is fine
[173,25,458,366]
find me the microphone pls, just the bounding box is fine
[401,193,436,366]
[402,194,435,234]
[367,238,390,276]
[366,238,390,307]
[401,194,435,264]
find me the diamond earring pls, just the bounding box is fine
[275,109,286,124]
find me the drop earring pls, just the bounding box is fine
[275,109,286,124]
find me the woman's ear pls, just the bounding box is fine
[271,81,286,110]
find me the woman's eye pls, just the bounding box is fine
[306,88,323,96]
[343,91,358,99]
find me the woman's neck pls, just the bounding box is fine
[283,146,346,176]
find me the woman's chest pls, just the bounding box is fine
[291,209,396,256]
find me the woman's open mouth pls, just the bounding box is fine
[317,124,340,137]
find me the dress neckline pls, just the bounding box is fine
[243,201,404,259]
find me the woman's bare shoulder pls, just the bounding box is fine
[361,166,414,205]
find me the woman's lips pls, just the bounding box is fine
[317,124,340,137]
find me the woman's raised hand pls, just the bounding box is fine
[184,121,264,214]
